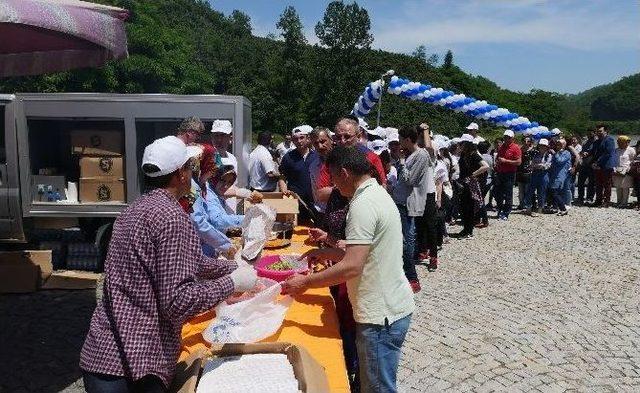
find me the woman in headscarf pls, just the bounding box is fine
[205,165,245,231]
[182,144,236,259]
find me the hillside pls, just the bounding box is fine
[0,0,636,135]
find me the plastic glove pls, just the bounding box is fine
[229,265,258,292]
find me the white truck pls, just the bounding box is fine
[0,93,252,261]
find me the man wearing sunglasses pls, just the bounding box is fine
[315,116,387,204]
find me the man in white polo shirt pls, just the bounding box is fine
[249,131,278,192]
[283,145,415,393]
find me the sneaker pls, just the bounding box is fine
[457,233,474,240]
[498,215,508,221]
[525,208,538,217]
[427,257,438,272]
[409,280,422,293]
[556,210,568,216]
[475,222,489,229]
[418,251,430,263]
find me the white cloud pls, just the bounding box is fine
[372,0,640,53]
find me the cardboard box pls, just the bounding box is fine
[79,177,125,203]
[171,342,329,393]
[70,130,123,156]
[41,270,101,290]
[80,156,124,178]
[245,192,299,224]
[0,251,53,293]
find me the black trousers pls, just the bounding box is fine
[460,186,476,235]
[576,166,595,202]
[415,193,438,259]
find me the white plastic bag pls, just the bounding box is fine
[241,204,276,260]
[203,283,293,343]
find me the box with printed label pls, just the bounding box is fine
[70,130,123,156]
[79,177,125,203]
[80,156,124,178]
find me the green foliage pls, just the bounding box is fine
[0,0,636,137]
[315,1,373,50]
[443,50,454,69]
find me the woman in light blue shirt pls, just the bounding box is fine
[549,139,572,216]
[205,165,245,231]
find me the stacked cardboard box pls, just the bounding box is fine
[71,130,126,203]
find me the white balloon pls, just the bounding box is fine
[391,76,399,83]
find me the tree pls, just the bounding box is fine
[229,10,251,36]
[315,1,373,50]
[412,45,439,66]
[443,50,454,69]
[412,45,427,62]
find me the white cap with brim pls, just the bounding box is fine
[503,130,515,138]
[539,139,549,146]
[460,133,475,143]
[211,119,233,134]
[386,130,400,143]
[142,136,191,178]
[466,122,479,130]
[369,139,388,155]
[292,125,313,135]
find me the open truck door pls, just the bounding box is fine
[0,95,25,242]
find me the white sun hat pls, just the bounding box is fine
[210,119,233,134]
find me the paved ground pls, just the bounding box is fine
[398,205,640,392]
[1,205,638,392]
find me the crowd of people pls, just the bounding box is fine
[78,114,638,393]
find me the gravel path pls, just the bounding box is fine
[1,205,638,392]
[399,205,640,392]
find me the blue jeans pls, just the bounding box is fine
[551,188,566,211]
[396,205,417,282]
[495,172,516,217]
[82,371,166,393]
[525,172,549,209]
[563,174,574,206]
[356,314,412,393]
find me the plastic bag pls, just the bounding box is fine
[241,204,276,260]
[203,282,293,343]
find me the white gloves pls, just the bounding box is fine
[230,265,258,292]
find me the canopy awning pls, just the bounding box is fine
[0,0,129,77]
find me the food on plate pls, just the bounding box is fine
[266,259,297,271]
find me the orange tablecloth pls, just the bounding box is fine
[179,227,350,393]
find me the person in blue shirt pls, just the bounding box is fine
[205,165,245,232]
[549,139,572,216]
[183,144,236,259]
[524,138,553,216]
[277,125,319,222]
[591,124,618,207]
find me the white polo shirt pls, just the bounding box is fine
[249,145,277,191]
[345,178,415,325]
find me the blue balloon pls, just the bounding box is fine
[418,85,428,92]
[530,122,539,127]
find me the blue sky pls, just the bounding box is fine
[208,0,639,94]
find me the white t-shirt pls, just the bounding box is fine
[221,151,239,212]
[345,178,415,325]
[249,145,277,191]
[275,141,295,160]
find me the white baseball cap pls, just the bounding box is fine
[386,129,400,143]
[466,122,479,130]
[142,136,192,177]
[358,117,369,130]
[369,139,388,155]
[460,133,475,143]
[503,130,515,138]
[292,124,313,135]
[211,119,233,134]
[538,138,549,146]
